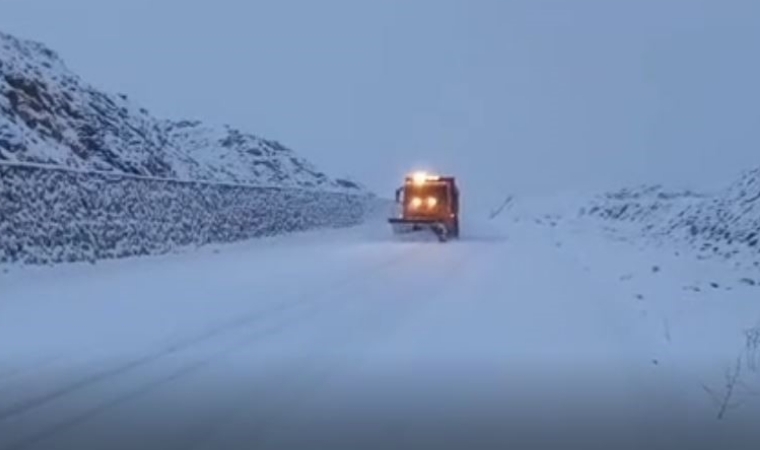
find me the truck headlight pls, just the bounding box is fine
[410,197,423,208]
[426,196,438,208]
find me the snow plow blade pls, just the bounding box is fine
[388,218,451,242]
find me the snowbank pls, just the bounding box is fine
[579,175,760,268]
[494,168,760,269]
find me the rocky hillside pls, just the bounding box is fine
[571,172,758,271]
[0,30,362,192]
[663,168,760,254]
[494,169,759,268]
[0,30,374,265]
[161,120,363,190]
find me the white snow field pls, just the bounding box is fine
[1,214,760,450]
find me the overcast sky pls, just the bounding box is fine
[1,0,758,207]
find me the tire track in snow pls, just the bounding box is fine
[180,242,483,450]
[0,357,61,385]
[0,247,427,450]
[3,291,378,450]
[179,244,472,450]
[1,244,440,450]
[0,246,416,430]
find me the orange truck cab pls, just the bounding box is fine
[388,172,460,242]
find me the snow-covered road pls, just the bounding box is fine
[1,217,759,449]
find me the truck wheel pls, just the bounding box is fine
[433,224,448,242]
[451,219,460,238]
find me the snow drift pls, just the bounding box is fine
[0,30,374,265]
[496,167,759,269]
[580,171,760,266]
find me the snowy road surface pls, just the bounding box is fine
[1,217,760,449]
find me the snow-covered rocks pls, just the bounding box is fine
[0,164,373,264]
[160,120,365,191]
[581,185,705,226]
[495,168,759,269]
[0,30,374,265]
[0,30,362,191]
[580,173,760,266]
[662,168,760,257]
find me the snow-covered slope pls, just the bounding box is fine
[161,120,364,190]
[0,29,375,265]
[0,30,361,192]
[494,168,760,270]
[660,168,760,256]
[580,171,760,264]
[582,185,707,226]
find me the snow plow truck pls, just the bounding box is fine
[388,172,460,242]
